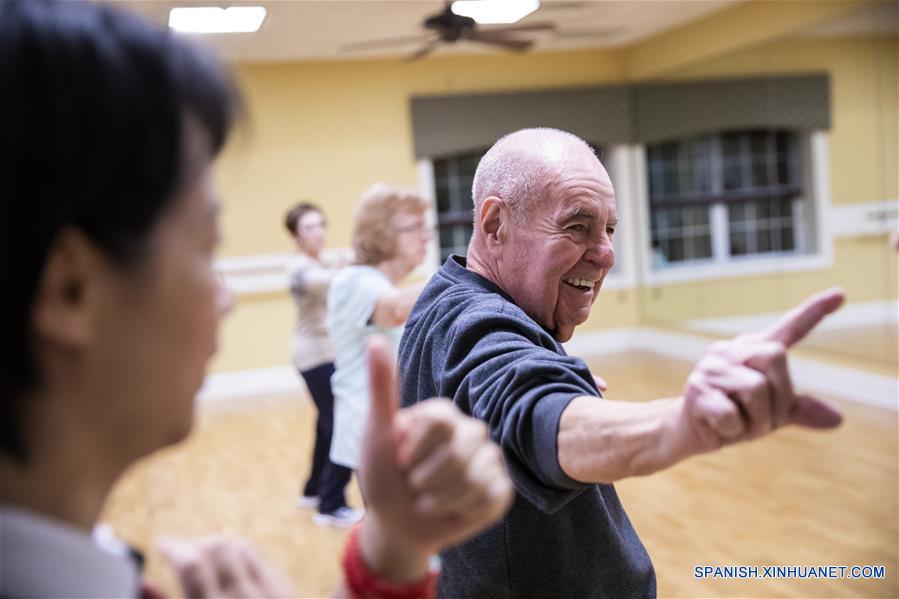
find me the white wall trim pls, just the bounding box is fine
[635,130,838,287]
[605,145,638,290]
[416,158,441,278]
[830,198,899,238]
[215,249,349,296]
[638,252,835,285]
[216,253,292,273]
[633,144,653,288]
[809,130,834,260]
[216,253,290,295]
[200,327,896,410]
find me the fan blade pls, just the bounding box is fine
[482,21,556,34]
[405,39,441,62]
[341,34,435,52]
[468,31,533,52]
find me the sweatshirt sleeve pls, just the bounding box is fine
[442,300,600,514]
[288,261,334,299]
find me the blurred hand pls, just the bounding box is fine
[357,337,513,574]
[334,248,353,268]
[157,535,293,599]
[679,288,845,452]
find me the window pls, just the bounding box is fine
[433,149,485,262]
[647,129,804,269]
[432,143,615,264]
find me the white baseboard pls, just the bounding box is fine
[567,327,897,411]
[687,300,898,336]
[787,355,897,411]
[830,198,898,238]
[198,365,304,402]
[201,327,897,411]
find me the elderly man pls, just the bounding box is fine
[398,128,844,598]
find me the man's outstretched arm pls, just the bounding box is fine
[557,288,846,484]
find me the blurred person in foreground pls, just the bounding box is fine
[285,202,358,526]
[0,1,512,596]
[399,127,846,598]
[325,185,431,479]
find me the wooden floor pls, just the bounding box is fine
[102,352,898,598]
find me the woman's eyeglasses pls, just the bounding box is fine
[396,224,432,237]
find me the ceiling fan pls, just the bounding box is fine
[340,2,557,61]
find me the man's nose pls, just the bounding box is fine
[586,240,615,270]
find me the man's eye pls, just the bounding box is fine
[607,227,616,236]
[569,224,587,233]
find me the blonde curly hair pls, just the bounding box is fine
[352,183,429,265]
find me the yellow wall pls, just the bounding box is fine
[209,1,897,374]
[210,47,629,372]
[214,47,627,258]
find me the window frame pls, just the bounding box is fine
[632,130,833,286]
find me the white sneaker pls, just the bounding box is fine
[296,495,320,510]
[313,507,364,528]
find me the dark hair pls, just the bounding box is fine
[0,0,239,460]
[285,202,323,236]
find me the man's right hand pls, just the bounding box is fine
[677,288,845,454]
[356,337,513,583]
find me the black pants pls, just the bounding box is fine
[300,362,352,514]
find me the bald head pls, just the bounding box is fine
[465,128,617,342]
[471,128,600,230]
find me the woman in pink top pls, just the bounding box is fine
[285,202,359,527]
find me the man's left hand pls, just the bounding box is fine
[680,288,845,452]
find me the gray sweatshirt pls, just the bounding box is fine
[398,255,656,599]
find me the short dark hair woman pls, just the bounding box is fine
[285,201,358,527]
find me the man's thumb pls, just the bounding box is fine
[789,394,843,429]
[367,335,398,426]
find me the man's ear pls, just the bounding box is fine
[31,227,108,350]
[478,196,507,246]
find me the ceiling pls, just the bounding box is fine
[107,0,744,63]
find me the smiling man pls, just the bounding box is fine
[398,128,845,598]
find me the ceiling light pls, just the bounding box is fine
[451,0,540,25]
[168,6,267,34]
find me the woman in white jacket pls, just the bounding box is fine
[327,184,431,473]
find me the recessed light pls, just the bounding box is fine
[168,6,267,34]
[451,0,540,25]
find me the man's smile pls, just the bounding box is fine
[562,271,604,293]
